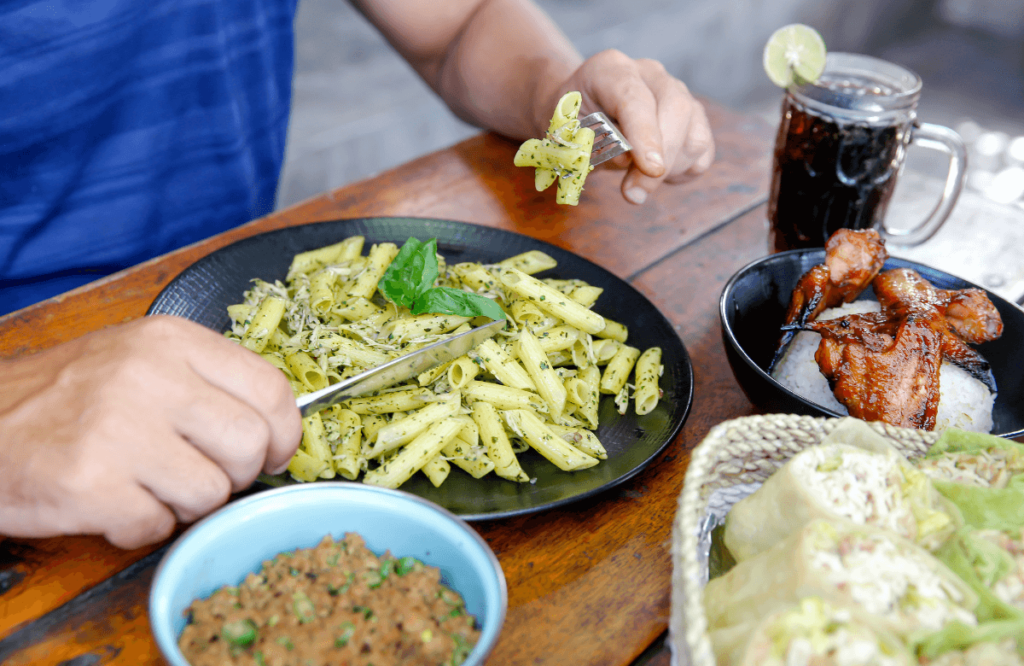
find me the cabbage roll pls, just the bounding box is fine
[935,527,1024,622]
[724,418,958,562]
[709,597,913,666]
[705,519,978,639]
[915,429,1024,532]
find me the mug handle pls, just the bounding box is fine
[879,122,967,246]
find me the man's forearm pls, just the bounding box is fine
[353,0,582,139]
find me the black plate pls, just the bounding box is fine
[148,217,694,519]
[720,249,1024,438]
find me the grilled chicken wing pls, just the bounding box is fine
[771,229,889,370]
[813,311,945,430]
[874,269,998,390]
[778,231,1003,431]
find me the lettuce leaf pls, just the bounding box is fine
[914,618,1024,661]
[924,429,1024,531]
[934,528,1024,623]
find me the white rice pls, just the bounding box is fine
[772,300,996,433]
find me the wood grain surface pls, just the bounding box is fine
[0,98,774,666]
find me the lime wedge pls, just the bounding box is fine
[763,24,826,88]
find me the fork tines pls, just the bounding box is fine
[580,112,632,166]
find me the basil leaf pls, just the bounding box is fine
[411,287,506,321]
[377,237,439,308]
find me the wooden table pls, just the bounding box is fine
[0,98,775,666]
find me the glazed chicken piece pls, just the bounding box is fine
[770,228,889,370]
[798,267,1003,430]
[874,268,1003,342]
[802,311,897,356]
[874,269,999,390]
[940,288,1003,343]
[809,309,946,429]
[776,228,1004,430]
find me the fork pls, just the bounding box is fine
[580,112,632,165]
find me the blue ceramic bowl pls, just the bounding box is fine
[149,483,507,665]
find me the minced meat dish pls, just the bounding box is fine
[178,533,481,666]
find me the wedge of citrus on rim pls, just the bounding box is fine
[763,24,826,88]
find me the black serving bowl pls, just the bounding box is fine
[719,249,1024,439]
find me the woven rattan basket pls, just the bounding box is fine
[668,413,941,666]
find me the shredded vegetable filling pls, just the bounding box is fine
[793,445,914,538]
[916,449,1024,488]
[765,600,903,666]
[927,639,1024,666]
[809,532,976,631]
[975,528,1024,609]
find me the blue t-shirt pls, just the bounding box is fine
[0,0,298,316]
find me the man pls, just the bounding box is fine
[0,0,714,549]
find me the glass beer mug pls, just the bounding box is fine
[768,52,967,253]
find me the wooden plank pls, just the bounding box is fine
[0,536,167,641]
[0,546,167,665]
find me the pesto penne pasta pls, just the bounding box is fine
[497,250,558,275]
[362,418,464,489]
[464,380,547,413]
[342,387,435,415]
[300,412,335,479]
[224,234,660,490]
[369,392,461,458]
[241,295,286,353]
[500,268,606,335]
[502,409,598,472]
[472,401,529,483]
[599,344,641,396]
[471,339,535,391]
[514,329,567,420]
[633,347,663,416]
[346,242,398,300]
[421,455,451,487]
[446,356,480,390]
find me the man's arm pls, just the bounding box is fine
[351,0,715,204]
[351,0,577,140]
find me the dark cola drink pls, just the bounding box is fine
[767,53,967,251]
[768,92,908,253]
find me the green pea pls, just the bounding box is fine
[395,556,420,576]
[292,590,316,624]
[334,621,356,648]
[327,571,354,596]
[221,618,257,646]
[450,634,474,666]
[361,570,383,589]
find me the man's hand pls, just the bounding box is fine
[354,0,714,206]
[0,315,302,549]
[552,50,716,205]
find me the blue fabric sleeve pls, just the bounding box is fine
[0,0,299,316]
